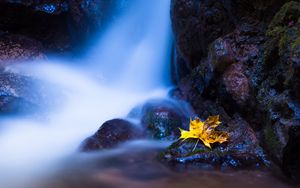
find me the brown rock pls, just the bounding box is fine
[0,33,46,64]
[80,119,144,152]
[222,63,250,105]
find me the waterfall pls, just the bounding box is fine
[0,0,172,187]
[86,0,172,90]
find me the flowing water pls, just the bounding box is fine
[0,1,294,188]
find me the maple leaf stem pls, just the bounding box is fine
[192,139,200,152]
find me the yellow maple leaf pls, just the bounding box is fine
[179,115,229,149]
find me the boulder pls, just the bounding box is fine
[160,114,268,169]
[129,99,193,141]
[80,119,144,152]
[0,68,40,115]
[0,67,53,115]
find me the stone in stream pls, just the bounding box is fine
[81,99,195,152]
[80,119,144,152]
[129,99,194,141]
[0,67,58,115]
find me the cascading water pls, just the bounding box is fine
[0,0,172,187]
[87,0,172,90]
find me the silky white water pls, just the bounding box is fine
[0,0,171,187]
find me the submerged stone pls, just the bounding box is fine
[80,119,144,152]
[133,99,193,141]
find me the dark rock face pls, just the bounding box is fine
[161,114,268,169]
[2,0,69,15]
[171,0,235,70]
[171,0,292,82]
[0,0,123,55]
[67,0,117,49]
[172,0,300,179]
[258,1,300,172]
[0,33,46,64]
[0,1,71,54]
[80,119,144,152]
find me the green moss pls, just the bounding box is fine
[264,1,300,64]
[266,26,285,37]
[269,1,300,29]
[187,149,210,156]
[291,36,300,49]
[279,31,292,56]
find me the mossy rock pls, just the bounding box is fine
[265,1,300,64]
[128,99,194,141]
[140,99,191,140]
[268,1,300,29]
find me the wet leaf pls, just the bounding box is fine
[179,115,229,149]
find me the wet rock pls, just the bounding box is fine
[128,99,193,141]
[222,63,250,105]
[0,94,34,115]
[208,37,235,74]
[264,1,300,67]
[0,67,56,115]
[132,99,193,141]
[175,22,265,116]
[170,0,290,81]
[171,0,235,69]
[80,119,144,152]
[259,2,300,171]
[171,0,299,180]
[160,115,268,169]
[0,33,46,64]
